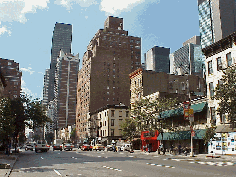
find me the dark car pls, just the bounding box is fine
[64,144,74,151]
[53,144,62,151]
[81,144,92,151]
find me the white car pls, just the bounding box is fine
[120,144,131,151]
[35,140,50,153]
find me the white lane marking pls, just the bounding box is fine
[165,166,170,168]
[153,156,159,157]
[54,169,61,176]
[41,157,44,159]
[98,156,101,157]
[129,156,133,157]
[151,164,155,166]
[156,165,162,166]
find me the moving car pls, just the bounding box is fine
[35,140,50,153]
[81,144,93,151]
[25,144,34,151]
[106,144,113,151]
[53,144,62,151]
[64,144,74,151]
[93,144,105,151]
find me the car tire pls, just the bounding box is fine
[60,149,62,151]
[25,148,28,151]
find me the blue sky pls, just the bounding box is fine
[0,0,200,99]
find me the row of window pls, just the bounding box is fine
[208,52,232,74]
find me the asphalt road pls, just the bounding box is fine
[9,148,236,177]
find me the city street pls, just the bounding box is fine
[9,148,236,177]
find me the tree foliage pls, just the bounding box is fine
[0,94,51,147]
[203,125,216,144]
[120,118,138,142]
[131,96,177,133]
[214,67,236,127]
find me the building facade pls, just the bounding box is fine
[76,16,141,141]
[89,104,130,145]
[54,50,79,129]
[0,58,21,99]
[170,36,204,77]
[202,31,236,126]
[198,0,236,48]
[48,22,72,102]
[144,46,170,73]
[130,68,206,107]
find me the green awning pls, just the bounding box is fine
[156,129,207,140]
[159,102,207,119]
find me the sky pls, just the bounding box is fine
[0,0,200,99]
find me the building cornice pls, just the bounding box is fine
[202,31,236,58]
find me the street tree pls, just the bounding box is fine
[214,66,236,127]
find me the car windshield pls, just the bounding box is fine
[37,140,46,144]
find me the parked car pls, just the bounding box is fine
[93,144,105,151]
[64,144,74,151]
[120,144,132,152]
[81,144,93,151]
[106,144,113,151]
[35,140,50,153]
[53,144,62,151]
[25,144,34,151]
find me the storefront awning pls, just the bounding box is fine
[159,102,207,119]
[215,124,236,133]
[156,129,207,140]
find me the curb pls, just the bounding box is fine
[5,155,19,177]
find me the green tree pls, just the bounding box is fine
[203,125,216,145]
[131,96,177,133]
[214,66,236,127]
[70,128,76,143]
[120,118,138,142]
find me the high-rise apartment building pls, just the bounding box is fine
[198,0,236,48]
[48,22,72,101]
[0,58,21,99]
[144,46,170,73]
[170,36,204,77]
[76,16,141,141]
[55,50,79,128]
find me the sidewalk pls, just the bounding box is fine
[0,153,19,177]
[132,150,236,161]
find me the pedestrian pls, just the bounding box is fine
[170,144,174,154]
[178,144,181,155]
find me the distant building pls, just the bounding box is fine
[0,68,6,97]
[130,68,206,107]
[89,104,130,145]
[48,22,72,102]
[198,0,236,48]
[170,36,204,77]
[144,46,170,73]
[54,50,79,129]
[76,16,141,142]
[0,58,21,99]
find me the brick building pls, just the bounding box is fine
[0,58,21,99]
[76,16,141,141]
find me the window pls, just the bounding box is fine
[111,119,114,126]
[217,57,222,70]
[210,107,216,125]
[227,52,232,67]
[111,110,115,117]
[208,60,213,74]
[105,121,106,126]
[209,82,214,98]
[126,111,129,117]
[111,129,114,136]
[181,82,185,90]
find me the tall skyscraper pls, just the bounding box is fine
[0,58,21,99]
[198,0,236,48]
[170,36,203,77]
[144,46,170,73]
[54,50,79,128]
[48,22,72,101]
[76,16,141,141]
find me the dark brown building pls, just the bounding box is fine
[0,58,21,99]
[76,16,141,141]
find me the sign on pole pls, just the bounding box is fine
[191,130,195,137]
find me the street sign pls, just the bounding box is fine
[189,109,194,116]
[184,109,189,118]
[191,131,195,137]
[183,102,190,110]
[189,116,194,122]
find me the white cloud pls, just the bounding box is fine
[0,0,49,24]
[38,72,44,75]
[54,0,97,10]
[21,79,37,98]
[100,0,159,15]
[21,67,35,75]
[0,25,11,36]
